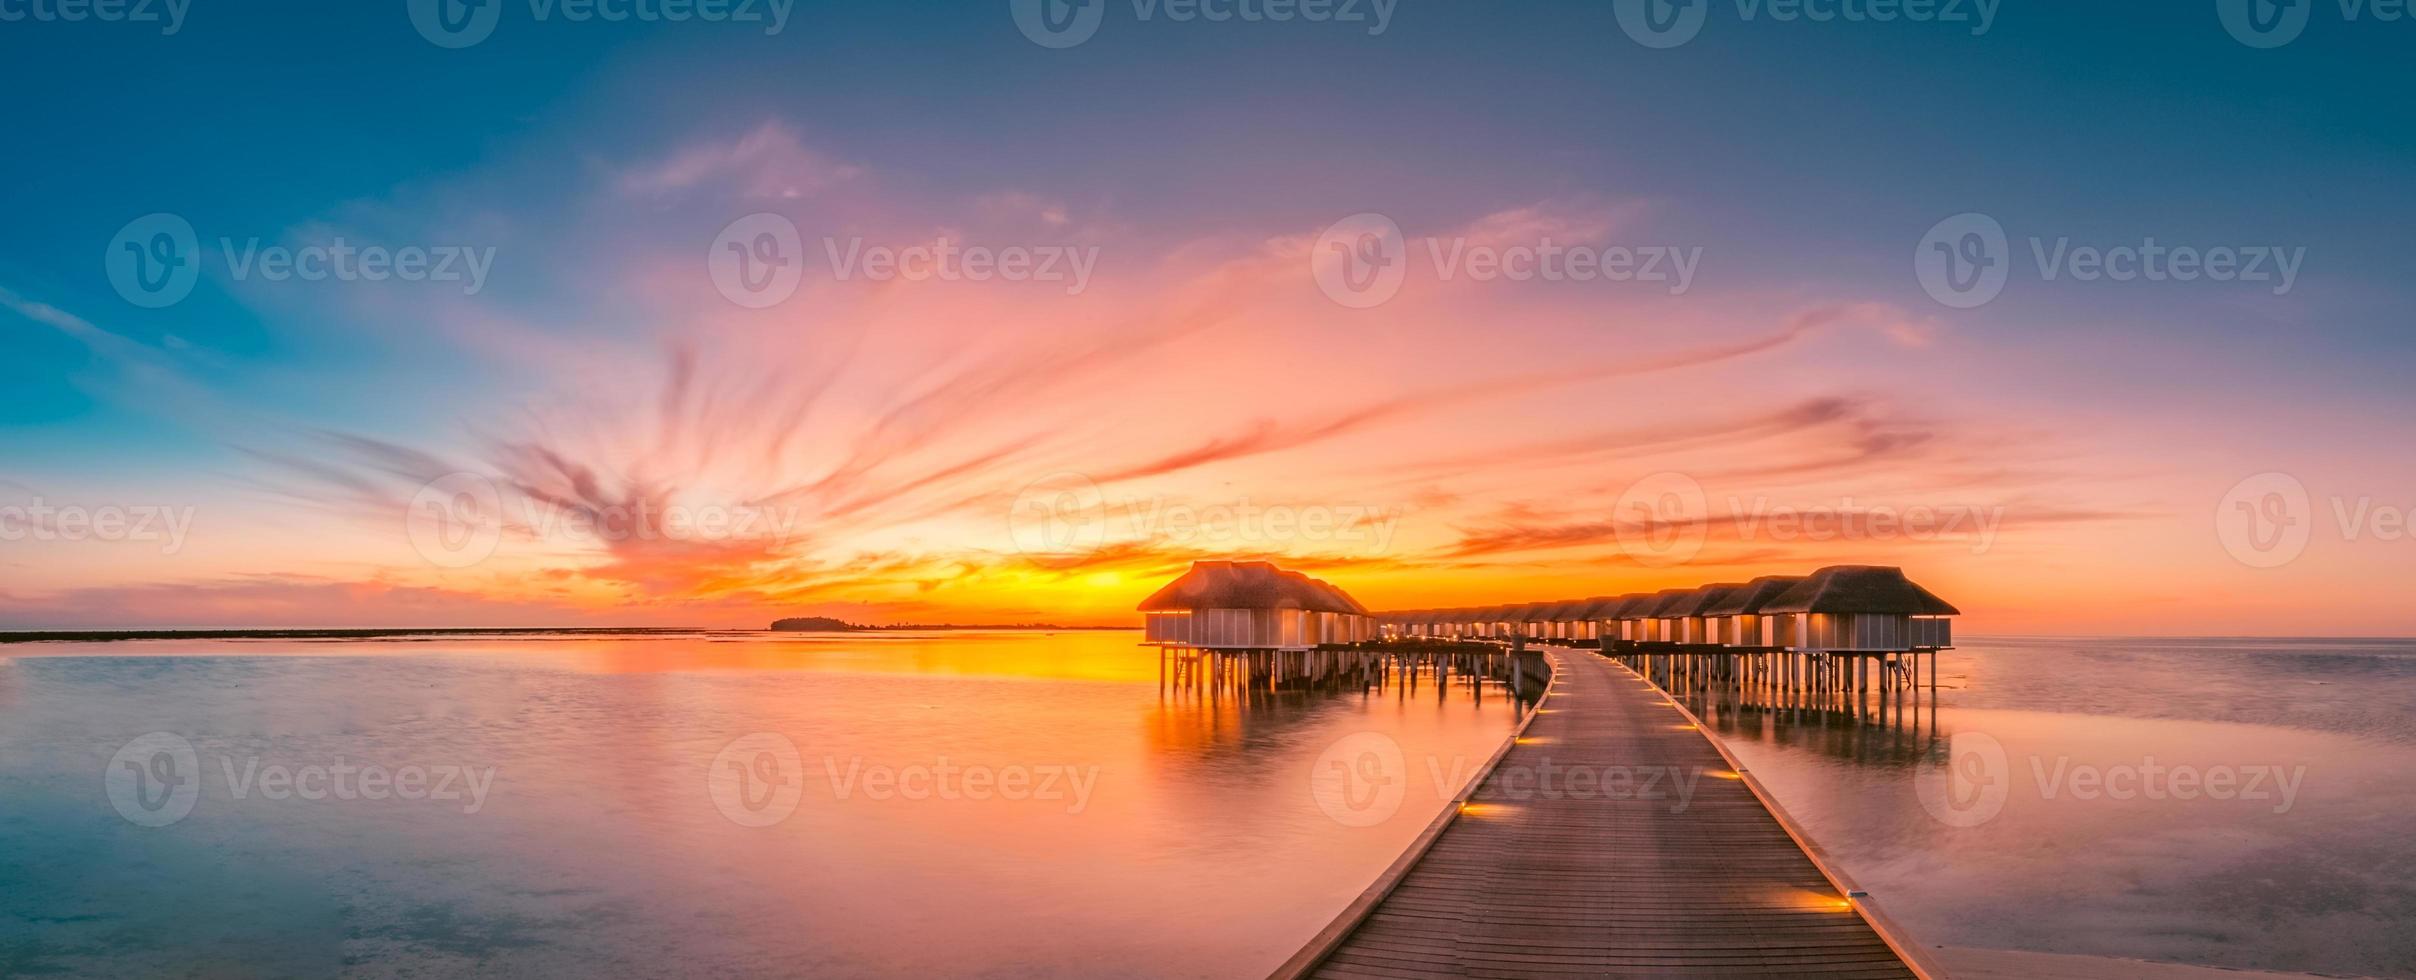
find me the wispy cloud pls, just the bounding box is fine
[616,120,864,199]
[0,124,2139,629]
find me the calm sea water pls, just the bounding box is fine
[9,633,2414,978]
[0,631,1523,978]
[1690,635,2416,978]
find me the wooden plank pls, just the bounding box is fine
[1281,647,1926,980]
[1265,653,1560,980]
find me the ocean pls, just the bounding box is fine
[2,632,2410,977]
[1692,635,2416,977]
[0,630,1518,978]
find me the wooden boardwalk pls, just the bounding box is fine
[1288,648,1921,980]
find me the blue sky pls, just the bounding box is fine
[3,0,2413,630]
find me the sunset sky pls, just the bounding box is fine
[4,2,2412,634]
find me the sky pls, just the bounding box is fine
[2,0,2413,633]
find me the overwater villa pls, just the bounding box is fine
[1137,560,1372,651]
[1762,564,1958,653]
[1601,593,1655,648]
[1662,582,1746,646]
[1252,563,1967,979]
[1145,562,1956,662]
[1701,574,1807,648]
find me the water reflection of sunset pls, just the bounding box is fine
[0,631,1520,976]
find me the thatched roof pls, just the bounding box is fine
[1134,561,1364,614]
[1575,595,1622,619]
[1526,601,1571,622]
[1607,594,1662,619]
[1299,575,1371,616]
[1542,599,1595,622]
[1646,588,1702,618]
[1701,575,1807,617]
[1663,583,1747,618]
[1760,566,1960,615]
